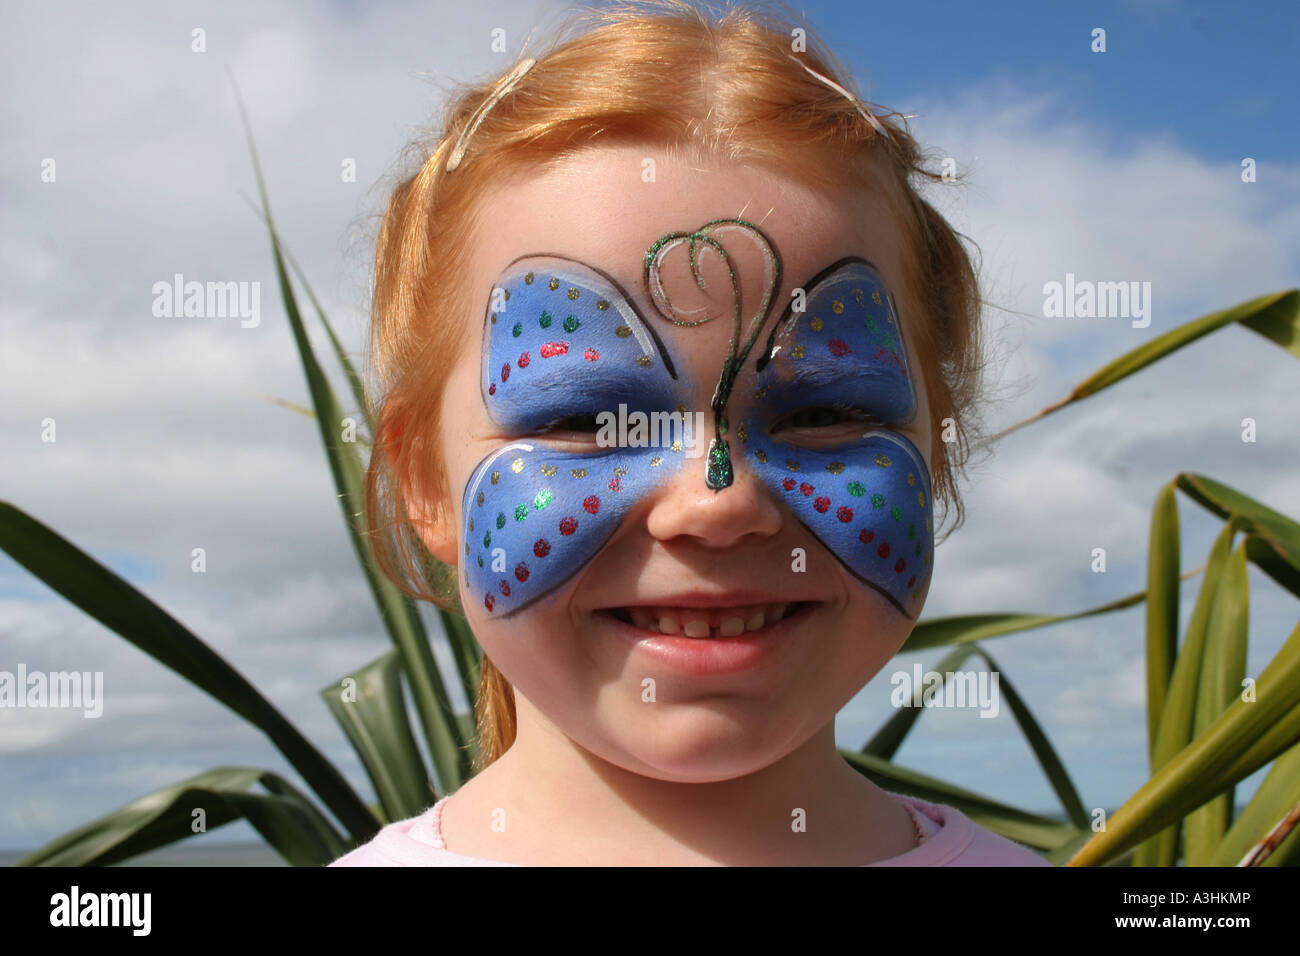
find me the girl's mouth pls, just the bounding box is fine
[598,601,816,640]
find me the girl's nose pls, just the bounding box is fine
[643,438,783,550]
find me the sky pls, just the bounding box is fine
[2,0,1298,856]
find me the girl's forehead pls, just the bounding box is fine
[466,147,910,332]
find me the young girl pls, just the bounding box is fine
[332,0,1051,866]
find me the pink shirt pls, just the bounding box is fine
[329,791,1054,867]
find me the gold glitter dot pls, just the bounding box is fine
[872,290,882,305]
[615,325,632,337]
[756,386,769,399]
[650,456,662,467]
[490,471,500,485]
[524,272,534,284]
[827,462,845,474]
[476,491,485,506]
[736,423,748,443]
[874,453,892,468]
[511,458,525,474]
[810,317,824,332]
[755,449,768,463]
[853,288,865,305]
[907,472,915,486]
[567,287,579,300]
[613,466,626,477]
[464,542,470,555]
[925,518,931,532]
[541,464,557,477]
[785,459,801,472]
[468,518,474,532]
[924,550,931,565]
[676,403,689,415]
[918,491,925,507]
[637,355,653,367]
[791,344,806,359]
[490,313,497,324]
[548,277,560,291]
[597,299,610,310]
[571,468,587,478]
[671,440,683,453]
[831,300,844,315]
[503,288,510,301]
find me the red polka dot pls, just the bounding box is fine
[895,558,906,573]
[782,478,797,491]
[583,496,601,514]
[499,580,511,597]
[559,516,577,535]
[540,342,569,358]
[484,594,495,611]
[799,483,814,496]
[609,477,621,492]
[907,575,916,588]
[584,347,600,361]
[814,496,830,513]
[488,383,496,395]
[836,506,853,522]
[859,529,875,544]
[518,351,530,368]
[828,338,851,357]
[877,541,890,559]
[515,562,529,582]
[500,363,510,382]
[534,539,551,558]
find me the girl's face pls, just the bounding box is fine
[421,143,934,781]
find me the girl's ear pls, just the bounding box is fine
[405,476,460,568]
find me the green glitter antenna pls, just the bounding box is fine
[644,218,781,489]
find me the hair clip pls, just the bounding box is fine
[446,57,538,172]
[787,53,891,141]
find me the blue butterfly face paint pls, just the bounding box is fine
[463,255,692,615]
[741,258,933,617]
[462,223,933,621]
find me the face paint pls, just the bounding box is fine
[463,230,933,621]
[464,255,691,615]
[740,258,933,618]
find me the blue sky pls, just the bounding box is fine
[1,0,1297,859]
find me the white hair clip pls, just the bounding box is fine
[446,57,538,172]
[787,54,891,141]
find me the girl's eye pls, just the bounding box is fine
[773,405,882,432]
[538,413,602,434]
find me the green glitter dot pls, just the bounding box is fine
[483,531,491,548]
[847,481,865,497]
[511,322,523,338]
[907,523,916,539]
[534,489,552,510]
[871,493,886,509]
[539,310,552,328]
[882,334,897,351]
[562,315,580,333]
[866,316,877,331]
[891,506,903,521]
[707,439,734,489]
[477,555,484,567]
[514,504,528,522]
[496,512,506,529]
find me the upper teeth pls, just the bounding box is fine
[624,603,794,638]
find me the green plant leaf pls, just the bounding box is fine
[232,82,471,791]
[1177,472,1300,597]
[321,651,436,822]
[17,767,347,867]
[991,289,1298,442]
[1183,539,1250,864]
[1071,617,1300,866]
[840,750,1074,852]
[1213,742,1300,866]
[1145,481,1180,761]
[0,501,378,843]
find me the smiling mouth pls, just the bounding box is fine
[598,601,817,639]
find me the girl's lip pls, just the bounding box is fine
[593,601,821,677]
[598,591,814,610]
